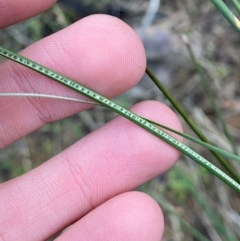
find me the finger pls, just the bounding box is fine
[0,14,146,148]
[56,192,164,241]
[0,0,56,28]
[0,101,182,240]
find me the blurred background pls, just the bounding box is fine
[1,0,240,240]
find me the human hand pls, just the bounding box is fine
[0,1,182,240]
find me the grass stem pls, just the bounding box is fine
[145,66,240,183]
[209,0,240,34]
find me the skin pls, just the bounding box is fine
[0,1,183,240]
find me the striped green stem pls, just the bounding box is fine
[0,46,240,193]
[209,0,240,34]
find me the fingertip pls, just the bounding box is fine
[61,14,147,94]
[22,14,146,96]
[56,191,164,241]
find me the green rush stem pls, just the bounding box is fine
[0,46,240,193]
[230,0,240,16]
[209,0,240,34]
[145,66,240,183]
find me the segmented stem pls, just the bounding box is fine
[0,46,239,193]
